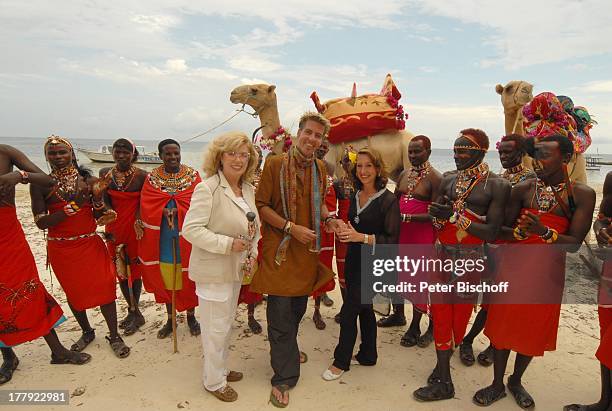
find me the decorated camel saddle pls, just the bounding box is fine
[310,74,408,145]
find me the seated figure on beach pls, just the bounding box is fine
[415,129,510,402]
[99,138,148,336]
[459,133,536,368]
[0,144,91,385]
[30,136,130,359]
[474,134,595,409]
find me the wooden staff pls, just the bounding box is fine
[123,246,136,313]
[562,163,576,214]
[171,237,178,353]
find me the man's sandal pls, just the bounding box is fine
[50,352,92,365]
[124,313,145,336]
[413,381,455,401]
[187,316,201,336]
[157,321,173,339]
[508,381,535,409]
[459,342,476,366]
[313,312,326,330]
[299,351,308,364]
[477,346,494,367]
[269,384,290,408]
[473,384,507,406]
[106,335,130,359]
[227,370,243,382]
[563,404,592,411]
[118,312,134,329]
[248,316,262,334]
[70,329,95,352]
[400,329,419,347]
[416,331,433,348]
[0,357,19,385]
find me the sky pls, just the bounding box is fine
[1,0,612,151]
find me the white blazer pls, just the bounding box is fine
[183,171,261,284]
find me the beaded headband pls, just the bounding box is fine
[44,135,73,151]
[453,134,487,151]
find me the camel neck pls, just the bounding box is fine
[258,104,281,137]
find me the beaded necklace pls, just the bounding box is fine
[401,161,431,201]
[450,162,489,222]
[50,166,79,202]
[110,166,136,191]
[502,164,533,187]
[149,164,197,193]
[535,179,566,213]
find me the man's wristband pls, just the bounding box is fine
[283,220,293,235]
[324,215,335,225]
[18,170,29,184]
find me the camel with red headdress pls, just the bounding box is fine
[229,74,413,181]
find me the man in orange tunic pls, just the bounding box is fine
[250,112,341,407]
[30,136,130,359]
[1,145,91,384]
[474,134,595,408]
[100,138,148,335]
[415,129,510,402]
[139,139,201,339]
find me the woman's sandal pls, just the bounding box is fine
[477,345,494,367]
[400,329,419,347]
[269,384,290,408]
[508,381,535,409]
[50,352,92,365]
[473,384,507,406]
[187,316,201,337]
[459,342,476,366]
[248,316,262,334]
[0,357,19,385]
[70,329,95,352]
[106,335,131,359]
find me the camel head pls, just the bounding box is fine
[495,80,534,111]
[230,83,277,114]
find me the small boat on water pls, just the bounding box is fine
[76,145,163,164]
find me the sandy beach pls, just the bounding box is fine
[5,184,604,411]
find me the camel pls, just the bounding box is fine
[496,80,586,183]
[229,83,412,182]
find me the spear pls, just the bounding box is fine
[171,237,178,353]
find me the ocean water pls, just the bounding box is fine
[3,136,611,185]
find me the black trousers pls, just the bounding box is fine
[266,295,308,387]
[333,282,377,371]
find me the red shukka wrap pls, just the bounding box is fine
[485,209,570,356]
[46,201,117,311]
[0,206,65,347]
[105,190,142,280]
[597,261,612,369]
[431,210,485,351]
[138,174,200,312]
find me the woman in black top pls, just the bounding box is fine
[322,147,400,380]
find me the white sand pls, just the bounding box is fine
[5,185,603,411]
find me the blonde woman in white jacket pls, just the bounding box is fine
[182,131,261,402]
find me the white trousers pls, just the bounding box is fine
[196,281,242,391]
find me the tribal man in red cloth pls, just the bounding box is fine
[460,133,536,367]
[414,129,510,401]
[394,135,441,348]
[332,149,355,323]
[0,145,91,384]
[564,171,612,411]
[474,134,595,408]
[30,136,130,358]
[100,138,148,336]
[311,140,336,330]
[139,139,201,339]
